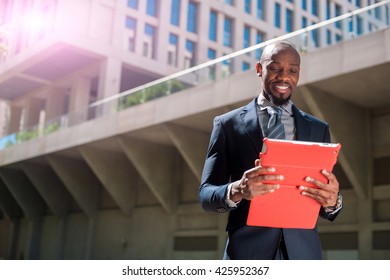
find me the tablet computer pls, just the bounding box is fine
[246,138,341,229]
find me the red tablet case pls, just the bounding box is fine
[246,138,341,229]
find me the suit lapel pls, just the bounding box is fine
[240,99,263,154]
[293,105,312,141]
[240,101,313,152]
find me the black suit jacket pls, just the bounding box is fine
[199,98,340,259]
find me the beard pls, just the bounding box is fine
[263,90,292,106]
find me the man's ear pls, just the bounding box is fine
[256,62,262,77]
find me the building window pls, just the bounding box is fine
[168,33,178,66]
[355,0,361,7]
[243,25,250,49]
[170,0,180,26]
[326,0,331,20]
[335,34,342,42]
[311,22,319,47]
[356,15,363,35]
[368,0,372,14]
[208,48,216,60]
[245,0,251,14]
[335,4,342,29]
[146,0,158,17]
[348,16,353,33]
[145,24,155,36]
[368,23,373,32]
[125,16,136,52]
[256,31,263,60]
[242,62,250,71]
[128,38,136,52]
[287,0,294,3]
[257,0,264,20]
[222,53,232,77]
[169,33,178,45]
[286,9,293,32]
[185,40,196,68]
[187,1,198,33]
[275,2,281,28]
[127,0,138,9]
[144,24,156,59]
[125,16,136,30]
[209,10,217,41]
[224,0,234,6]
[208,48,217,80]
[302,16,307,28]
[326,29,332,45]
[311,0,318,16]
[374,1,381,20]
[224,17,233,47]
[302,0,307,11]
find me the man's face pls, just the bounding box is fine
[257,47,300,106]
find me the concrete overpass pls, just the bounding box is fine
[0,28,390,260]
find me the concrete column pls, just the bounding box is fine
[112,0,126,47]
[23,96,42,129]
[46,87,67,120]
[56,218,67,260]
[0,168,46,259]
[156,0,170,67]
[68,76,91,126]
[358,199,374,259]
[0,102,8,137]
[6,104,22,134]
[24,218,43,259]
[96,57,122,117]
[8,220,20,260]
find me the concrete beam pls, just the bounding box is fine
[164,123,209,181]
[299,85,370,199]
[79,146,137,216]
[0,178,23,221]
[0,168,46,219]
[118,136,177,214]
[46,155,99,217]
[372,113,390,158]
[20,162,71,219]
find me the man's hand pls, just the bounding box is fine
[230,159,283,202]
[299,169,340,207]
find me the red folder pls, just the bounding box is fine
[246,138,341,229]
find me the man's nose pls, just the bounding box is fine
[277,69,289,80]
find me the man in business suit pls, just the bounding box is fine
[199,41,342,260]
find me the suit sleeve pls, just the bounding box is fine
[199,116,232,213]
[319,124,343,221]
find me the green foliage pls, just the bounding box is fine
[118,80,186,111]
[11,122,60,145]
[43,122,60,135]
[15,129,38,142]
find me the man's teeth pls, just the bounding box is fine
[276,85,288,89]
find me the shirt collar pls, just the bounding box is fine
[257,93,293,116]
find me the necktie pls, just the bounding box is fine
[266,106,285,139]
